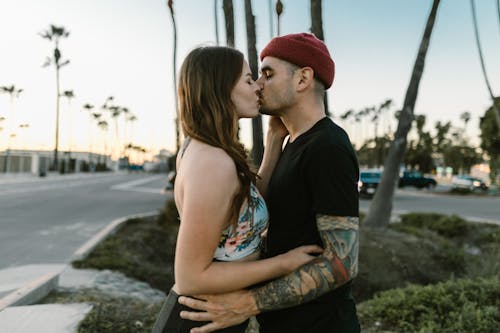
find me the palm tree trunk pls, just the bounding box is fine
[244,0,264,165]
[470,0,500,129]
[268,0,274,38]
[54,65,60,170]
[364,0,441,228]
[310,0,330,116]
[223,0,234,47]
[214,0,220,45]
[168,1,180,153]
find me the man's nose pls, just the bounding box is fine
[256,75,264,88]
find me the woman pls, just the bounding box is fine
[153,46,322,333]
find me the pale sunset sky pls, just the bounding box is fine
[0,0,499,159]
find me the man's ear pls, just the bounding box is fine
[296,67,314,92]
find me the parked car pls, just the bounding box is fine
[358,170,382,197]
[451,175,488,192]
[398,171,437,189]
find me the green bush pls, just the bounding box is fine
[358,277,500,333]
[396,213,468,238]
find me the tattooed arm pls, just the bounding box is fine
[252,214,359,311]
[178,214,359,332]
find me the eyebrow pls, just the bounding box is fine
[260,65,272,73]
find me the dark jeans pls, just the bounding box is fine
[152,289,249,333]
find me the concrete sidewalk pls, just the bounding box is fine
[0,212,163,333]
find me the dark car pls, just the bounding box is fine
[358,170,382,197]
[398,171,437,189]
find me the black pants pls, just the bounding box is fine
[152,290,249,333]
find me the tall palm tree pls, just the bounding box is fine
[62,90,75,152]
[244,0,264,165]
[40,24,70,169]
[223,0,235,47]
[0,85,23,172]
[470,0,500,129]
[167,0,180,153]
[310,0,330,116]
[276,0,283,36]
[82,103,95,167]
[364,0,441,228]
[107,105,122,159]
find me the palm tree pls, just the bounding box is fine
[364,0,441,228]
[40,24,70,169]
[107,105,122,160]
[268,0,274,38]
[0,85,23,172]
[214,0,220,45]
[82,103,94,165]
[276,0,283,36]
[244,0,264,165]
[61,90,75,153]
[167,0,180,153]
[460,111,471,131]
[223,0,235,47]
[470,0,500,129]
[310,0,330,116]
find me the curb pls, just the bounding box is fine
[0,211,161,311]
[0,270,61,311]
[72,211,159,261]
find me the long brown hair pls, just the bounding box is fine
[178,46,257,226]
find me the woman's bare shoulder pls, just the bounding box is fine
[181,140,238,186]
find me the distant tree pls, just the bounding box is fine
[310,0,330,116]
[61,90,75,152]
[82,103,94,163]
[460,111,471,131]
[480,97,500,184]
[244,0,264,165]
[222,0,234,47]
[0,85,23,172]
[167,0,180,153]
[443,145,481,175]
[434,120,452,155]
[40,24,70,169]
[404,114,434,173]
[107,105,122,159]
[364,0,441,228]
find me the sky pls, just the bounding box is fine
[0,0,499,160]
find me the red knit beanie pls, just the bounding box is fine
[260,33,335,89]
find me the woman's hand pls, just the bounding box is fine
[279,245,324,274]
[267,116,288,141]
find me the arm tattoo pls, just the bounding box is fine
[251,215,359,312]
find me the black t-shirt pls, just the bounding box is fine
[257,117,360,333]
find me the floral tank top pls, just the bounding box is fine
[214,183,269,261]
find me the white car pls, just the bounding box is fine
[451,175,488,192]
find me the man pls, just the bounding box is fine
[179,33,360,333]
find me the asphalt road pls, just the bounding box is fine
[0,172,171,269]
[359,188,500,224]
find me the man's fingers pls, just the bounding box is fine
[178,296,207,311]
[304,245,324,253]
[179,310,212,322]
[190,322,221,333]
